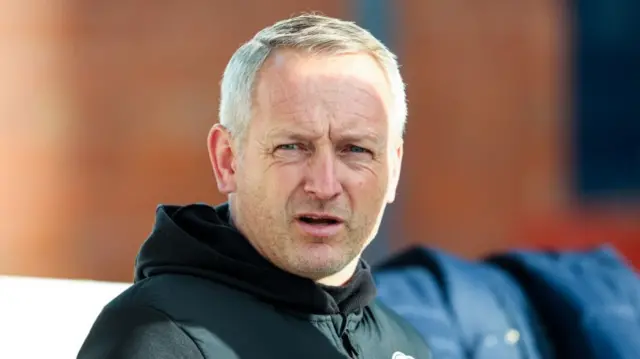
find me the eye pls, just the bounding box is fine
[275,143,302,151]
[344,145,371,155]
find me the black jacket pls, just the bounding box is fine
[77,203,430,359]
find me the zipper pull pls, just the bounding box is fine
[341,332,358,358]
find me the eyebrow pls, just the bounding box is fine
[266,127,382,144]
[265,128,320,142]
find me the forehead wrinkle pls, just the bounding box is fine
[312,78,389,133]
[266,70,385,111]
[331,124,381,140]
[255,53,392,143]
[265,125,324,143]
[282,84,385,129]
[264,99,386,145]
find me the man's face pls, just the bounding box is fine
[212,50,402,282]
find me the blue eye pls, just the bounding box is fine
[276,144,300,151]
[347,145,369,154]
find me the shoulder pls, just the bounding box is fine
[77,303,205,359]
[78,275,246,359]
[114,274,258,317]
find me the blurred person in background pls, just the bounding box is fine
[77,13,430,359]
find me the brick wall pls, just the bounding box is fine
[398,0,569,257]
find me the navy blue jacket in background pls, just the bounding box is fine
[373,245,640,359]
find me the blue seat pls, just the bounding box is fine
[488,245,640,359]
[375,247,551,359]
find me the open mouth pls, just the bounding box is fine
[296,215,343,225]
[295,214,344,237]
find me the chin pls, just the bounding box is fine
[301,241,341,260]
[292,242,357,276]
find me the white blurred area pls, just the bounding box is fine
[0,276,129,359]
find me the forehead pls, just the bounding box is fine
[252,50,392,136]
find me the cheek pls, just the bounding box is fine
[343,167,389,203]
[264,165,304,196]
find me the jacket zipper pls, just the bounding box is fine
[341,332,358,358]
[339,314,358,358]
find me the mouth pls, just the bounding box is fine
[296,214,344,225]
[295,213,345,237]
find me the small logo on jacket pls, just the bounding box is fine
[392,352,414,359]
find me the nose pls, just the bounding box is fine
[303,148,343,201]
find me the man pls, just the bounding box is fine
[78,13,430,359]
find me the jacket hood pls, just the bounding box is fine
[134,203,377,315]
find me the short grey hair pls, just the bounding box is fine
[218,13,407,142]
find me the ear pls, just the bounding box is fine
[207,124,237,194]
[386,139,403,204]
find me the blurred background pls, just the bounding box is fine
[1,0,638,283]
